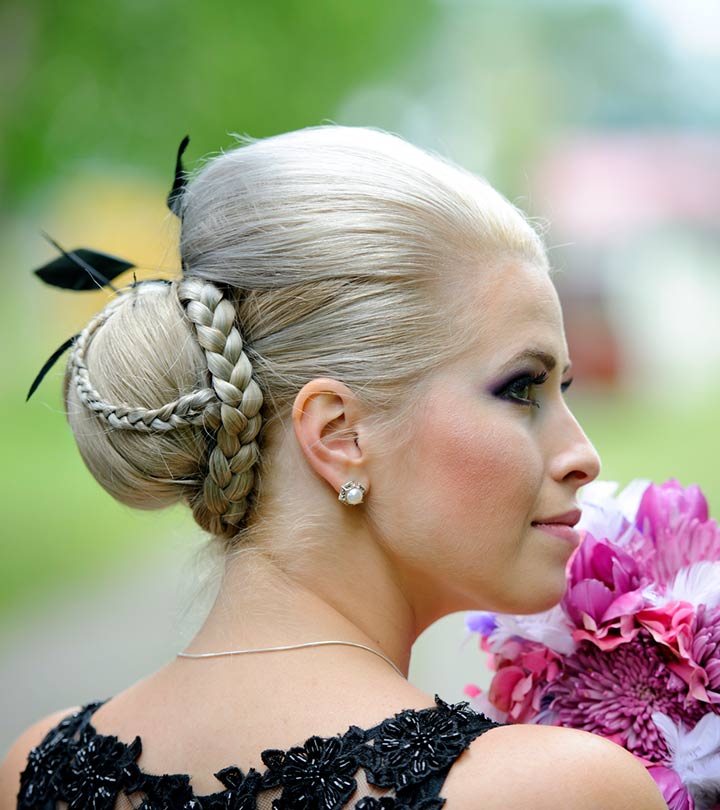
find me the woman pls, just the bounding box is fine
[0,126,666,808]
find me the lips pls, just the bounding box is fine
[532,510,583,549]
[531,509,582,528]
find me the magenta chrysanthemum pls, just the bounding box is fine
[546,632,708,761]
[691,605,720,703]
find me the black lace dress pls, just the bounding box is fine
[17,696,502,809]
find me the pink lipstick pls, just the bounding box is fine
[531,509,582,547]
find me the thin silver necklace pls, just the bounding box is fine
[177,640,404,678]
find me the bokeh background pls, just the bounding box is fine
[2,0,719,754]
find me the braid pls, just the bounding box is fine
[177,277,264,539]
[71,291,218,431]
[69,279,264,541]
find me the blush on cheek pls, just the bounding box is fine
[414,404,535,533]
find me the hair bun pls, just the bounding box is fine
[65,278,263,542]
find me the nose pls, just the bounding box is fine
[548,405,601,487]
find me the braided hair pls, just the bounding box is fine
[178,278,262,536]
[66,278,263,541]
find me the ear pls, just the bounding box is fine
[292,378,368,497]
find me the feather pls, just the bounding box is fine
[26,334,78,401]
[167,135,190,216]
[665,562,720,609]
[652,712,720,796]
[35,233,134,291]
[486,605,577,656]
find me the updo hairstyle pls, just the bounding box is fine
[64,126,549,547]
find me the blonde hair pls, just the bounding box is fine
[65,125,549,547]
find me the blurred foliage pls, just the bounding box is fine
[0,0,436,209]
[334,0,715,194]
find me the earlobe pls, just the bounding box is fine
[292,378,368,496]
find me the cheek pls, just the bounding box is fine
[394,402,542,555]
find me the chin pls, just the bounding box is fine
[517,593,564,615]
[496,579,568,616]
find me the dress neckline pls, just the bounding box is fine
[18,695,502,808]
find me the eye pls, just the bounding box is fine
[499,371,549,408]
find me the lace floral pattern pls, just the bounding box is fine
[17,708,90,808]
[17,696,501,809]
[63,732,142,810]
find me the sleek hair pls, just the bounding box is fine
[65,125,549,547]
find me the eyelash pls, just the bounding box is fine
[501,371,574,408]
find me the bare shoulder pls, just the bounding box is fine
[0,706,81,810]
[442,722,668,810]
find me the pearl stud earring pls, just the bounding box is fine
[338,481,366,506]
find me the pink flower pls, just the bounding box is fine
[465,478,720,808]
[634,601,720,704]
[680,604,720,705]
[636,601,696,662]
[463,684,508,723]
[652,518,720,590]
[636,479,709,536]
[545,631,707,762]
[484,639,562,723]
[634,480,720,586]
[647,765,695,810]
[562,533,648,650]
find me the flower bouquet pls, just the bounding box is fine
[464,479,720,810]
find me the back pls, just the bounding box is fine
[3,695,501,809]
[1,697,668,810]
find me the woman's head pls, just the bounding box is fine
[64,125,597,608]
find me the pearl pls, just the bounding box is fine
[339,481,366,505]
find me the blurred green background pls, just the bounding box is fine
[1,0,719,624]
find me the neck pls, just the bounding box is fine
[184,537,417,678]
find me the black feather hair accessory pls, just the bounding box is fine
[26,235,137,401]
[35,233,134,292]
[26,135,191,401]
[167,135,190,217]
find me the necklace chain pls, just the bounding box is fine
[177,640,405,678]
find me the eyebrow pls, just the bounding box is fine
[498,349,572,376]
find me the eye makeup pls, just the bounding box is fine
[494,370,547,408]
[491,369,574,408]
